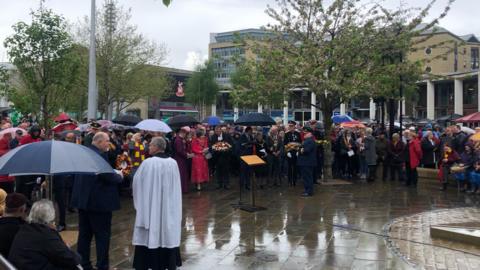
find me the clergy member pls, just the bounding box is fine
[132,136,182,270]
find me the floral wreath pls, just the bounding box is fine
[115,153,133,176]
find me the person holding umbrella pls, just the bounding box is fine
[71,132,123,270]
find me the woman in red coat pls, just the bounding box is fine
[406,131,422,187]
[191,129,209,191]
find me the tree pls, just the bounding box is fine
[184,60,220,119]
[75,0,170,119]
[3,7,82,128]
[251,0,454,179]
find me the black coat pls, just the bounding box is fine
[421,138,437,166]
[239,133,254,156]
[8,223,81,270]
[0,217,25,257]
[297,137,317,167]
[71,145,123,212]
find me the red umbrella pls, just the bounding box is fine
[51,122,78,133]
[340,120,366,129]
[455,112,480,123]
[54,112,71,123]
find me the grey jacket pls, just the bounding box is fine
[364,135,377,166]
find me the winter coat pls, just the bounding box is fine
[408,137,423,169]
[364,135,377,166]
[421,138,437,166]
[388,141,405,165]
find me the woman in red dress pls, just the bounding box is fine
[191,128,209,191]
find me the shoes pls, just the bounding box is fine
[57,225,66,232]
[223,185,230,190]
[216,186,222,190]
[245,186,251,190]
[300,193,312,197]
[67,208,76,213]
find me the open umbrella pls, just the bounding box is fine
[135,119,172,133]
[54,112,71,123]
[234,113,275,126]
[340,120,366,129]
[0,127,27,138]
[331,114,353,124]
[167,115,199,127]
[202,116,222,126]
[113,115,142,126]
[461,126,475,135]
[97,119,113,128]
[60,130,82,138]
[0,140,114,176]
[51,122,78,133]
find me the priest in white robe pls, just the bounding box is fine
[132,136,182,270]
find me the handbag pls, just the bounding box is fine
[204,151,212,160]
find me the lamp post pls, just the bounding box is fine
[87,0,97,120]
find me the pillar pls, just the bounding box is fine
[340,103,346,115]
[369,98,375,120]
[477,71,480,112]
[311,92,316,120]
[283,97,288,126]
[427,80,435,120]
[211,103,216,117]
[257,103,263,113]
[454,79,463,115]
[233,106,239,122]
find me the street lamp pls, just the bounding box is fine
[87,0,97,120]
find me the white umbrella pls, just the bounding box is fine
[461,126,475,134]
[135,119,172,133]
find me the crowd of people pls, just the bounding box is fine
[0,115,480,269]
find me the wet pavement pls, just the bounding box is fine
[65,177,480,269]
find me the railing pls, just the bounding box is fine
[0,254,16,270]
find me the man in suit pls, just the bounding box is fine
[297,127,317,197]
[210,125,234,190]
[284,121,301,186]
[71,132,123,270]
[239,126,254,190]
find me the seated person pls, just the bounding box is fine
[0,193,27,258]
[8,199,81,270]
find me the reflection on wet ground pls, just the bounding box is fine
[66,178,480,269]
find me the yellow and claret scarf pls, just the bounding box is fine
[444,147,452,161]
[132,142,145,166]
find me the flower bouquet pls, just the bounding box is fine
[212,141,232,152]
[115,152,133,176]
[315,140,329,146]
[285,142,301,152]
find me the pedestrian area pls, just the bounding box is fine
[64,179,480,270]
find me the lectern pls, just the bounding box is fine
[234,155,267,212]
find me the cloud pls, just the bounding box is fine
[183,51,208,71]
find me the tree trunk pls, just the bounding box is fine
[321,99,333,180]
[388,98,396,139]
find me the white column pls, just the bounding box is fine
[283,98,288,126]
[233,106,239,122]
[477,71,480,112]
[311,92,316,120]
[454,79,463,115]
[257,103,263,113]
[211,103,216,117]
[369,98,376,120]
[340,103,346,115]
[427,80,435,120]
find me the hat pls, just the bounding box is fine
[15,129,23,135]
[5,193,27,209]
[408,126,415,131]
[89,121,101,129]
[288,120,296,125]
[303,127,313,133]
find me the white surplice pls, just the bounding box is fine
[132,156,182,249]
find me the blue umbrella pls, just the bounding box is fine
[331,114,353,124]
[0,140,114,176]
[202,116,222,126]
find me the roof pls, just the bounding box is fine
[0,62,15,70]
[460,34,480,43]
[415,23,480,44]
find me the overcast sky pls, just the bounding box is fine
[0,0,477,70]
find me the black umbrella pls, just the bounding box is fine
[436,114,463,122]
[112,114,142,126]
[234,113,275,126]
[167,115,199,127]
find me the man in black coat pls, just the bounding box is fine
[239,126,254,189]
[297,128,317,196]
[210,126,234,189]
[71,132,123,270]
[284,121,301,186]
[0,193,27,258]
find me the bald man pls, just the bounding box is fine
[71,132,123,270]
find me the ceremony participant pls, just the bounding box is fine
[132,137,182,270]
[267,126,283,186]
[191,128,209,191]
[210,125,234,190]
[173,127,194,193]
[0,193,27,257]
[297,127,316,197]
[9,199,81,270]
[239,126,255,190]
[406,131,422,187]
[284,121,301,186]
[364,128,377,182]
[71,132,123,270]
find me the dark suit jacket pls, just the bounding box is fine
[8,223,81,270]
[239,133,254,156]
[0,217,25,257]
[297,137,317,167]
[71,145,122,212]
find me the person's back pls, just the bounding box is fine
[0,193,27,258]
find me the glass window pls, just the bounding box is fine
[471,47,479,70]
